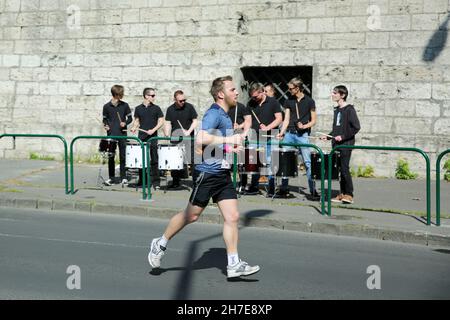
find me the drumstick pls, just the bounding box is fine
[251,110,261,124]
[138,128,149,134]
[117,112,122,123]
[316,132,334,138]
[177,120,185,131]
[262,134,275,138]
[234,106,238,125]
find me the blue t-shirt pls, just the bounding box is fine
[196,104,233,174]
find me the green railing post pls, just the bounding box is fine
[70,136,146,199]
[328,145,432,225]
[436,149,450,227]
[247,139,326,215]
[0,133,69,194]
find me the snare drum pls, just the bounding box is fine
[238,146,265,174]
[271,148,298,177]
[158,144,185,170]
[99,139,117,155]
[125,144,145,168]
[311,152,340,180]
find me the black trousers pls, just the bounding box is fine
[339,149,354,196]
[108,139,126,180]
[139,140,160,186]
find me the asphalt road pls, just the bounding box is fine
[1,207,449,300]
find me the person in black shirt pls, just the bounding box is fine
[131,88,164,189]
[265,82,287,118]
[321,85,360,204]
[164,90,199,188]
[102,85,132,185]
[228,102,252,192]
[277,77,319,200]
[242,82,282,196]
[227,102,251,136]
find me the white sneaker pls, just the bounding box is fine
[121,178,128,185]
[148,238,166,268]
[227,259,260,278]
[104,179,113,186]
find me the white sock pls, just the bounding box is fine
[159,235,168,248]
[227,253,239,266]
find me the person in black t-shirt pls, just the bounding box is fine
[264,82,287,119]
[164,90,199,188]
[242,83,282,196]
[227,102,251,136]
[102,85,132,185]
[131,88,164,189]
[277,77,319,200]
[228,102,252,192]
[320,85,360,204]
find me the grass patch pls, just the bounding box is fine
[395,158,418,180]
[444,159,450,182]
[29,152,56,161]
[0,185,23,193]
[356,165,375,178]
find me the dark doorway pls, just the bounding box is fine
[240,66,313,105]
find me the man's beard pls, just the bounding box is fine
[225,96,237,108]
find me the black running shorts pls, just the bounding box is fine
[189,170,237,208]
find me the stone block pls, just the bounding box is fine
[15,198,37,209]
[394,118,433,135]
[416,100,441,117]
[308,17,335,33]
[37,199,53,210]
[432,84,450,99]
[434,118,450,135]
[322,33,366,49]
[92,203,123,215]
[52,200,75,211]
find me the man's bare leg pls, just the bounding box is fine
[148,202,204,268]
[217,199,239,255]
[163,202,205,240]
[218,199,260,278]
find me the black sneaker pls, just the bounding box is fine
[243,187,259,195]
[307,191,320,201]
[168,182,180,189]
[274,190,289,199]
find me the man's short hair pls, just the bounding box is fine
[334,85,348,101]
[143,87,155,98]
[288,77,304,92]
[173,90,184,98]
[248,82,264,95]
[210,76,233,100]
[111,85,124,98]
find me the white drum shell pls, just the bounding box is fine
[158,145,185,170]
[126,145,144,168]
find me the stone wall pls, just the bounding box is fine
[0,0,449,177]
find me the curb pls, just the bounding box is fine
[1,196,449,248]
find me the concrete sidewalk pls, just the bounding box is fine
[1,159,449,247]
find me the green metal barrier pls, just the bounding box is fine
[328,145,432,225]
[436,149,450,227]
[147,136,195,200]
[246,139,326,215]
[0,133,69,194]
[70,136,147,200]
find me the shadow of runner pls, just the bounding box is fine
[149,220,263,299]
[242,209,274,226]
